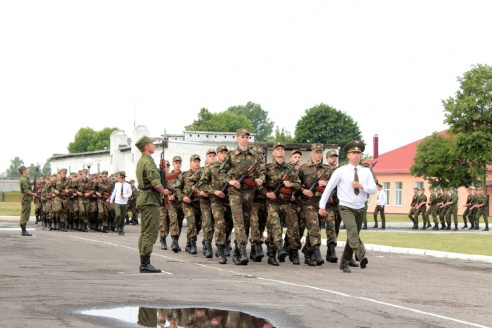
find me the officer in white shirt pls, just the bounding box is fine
[319,140,377,273]
[110,172,133,235]
[374,183,387,229]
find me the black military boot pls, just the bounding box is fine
[171,236,180,253]
[445,224,451,230]
[140,255,161,273]
[304,249,316,266]
[362,223,367,230]
[185,239,191,253]
[249,244,257,261]
[83,223,89,232]
[313,246,324,266]
[160,236,167,250]
[102,226,109,233]
[21,226,32,236]
[55,219,60,230]
[426,221,431,228]
[224,242,231,257]
[291,249,300,265]
[440,223,446,230]
[61,222,67,232]
[267,248,279,266]
[35,215,40,224]
[189,238,197,255]
[277,241,289,263]
[217,246,227,264]
[239,245,249,265]
[204,241,213,258]
[255,243,264,261]
[125,217,130,225]
[327,243,338,263]
[483,224,489,231]
[474,224,479,230]
[453,224,458,231]
[462,223,468,229]
[232,246,241,265]
[432,223,439,230]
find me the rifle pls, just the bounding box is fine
[221,153,266,193]
[273,160,299,196]
[308,162,334,193]
[159,131,170,209]
[33,165,42,204]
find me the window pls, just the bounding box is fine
[394,182,402,206]
[383,182,390,205]
[415,181,424,190]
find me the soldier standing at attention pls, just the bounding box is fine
[54,168,70,232]
[18,165,36,236]
[168,156,184,252]
[135,135,169,273]
[220,128,265,265]
[319,140,377,273]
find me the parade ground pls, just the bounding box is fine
[1,217,491,328]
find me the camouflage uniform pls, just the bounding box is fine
[424,189,439,229]
[95,172,112,232]
[479,190,489,231]
[167,170,185,252]
[414,189,427,228]
[445,189,458,230]
[53,169,70,231]
[128,182,140,224]
[408,189,419,228]
[75,172,91,231]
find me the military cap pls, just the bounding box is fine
[101,170,108,176]
[468,186,476,190]
[311,144,323,151]
[290,149,302,157]
[117,172,126,178]
[206,148,216,155]
[477,186,483,191]
[273,142,285,149]
[326,150,338,157]
[376,182,382,187]
[343,140,365,153]
[130,179,135,183]
[119,171,126,176]
[60,168,67,173]
[236,128,250,136]
[17,165,27,174]
[216,145,228,153]
[429,186,435,190]
[419,187,425,191]
[134,135,155,150]
[173,156,182,162]
[190,154,201,161]
[413,186,419,190]
[442,188,448,191]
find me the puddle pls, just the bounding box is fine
[81,306,275,327]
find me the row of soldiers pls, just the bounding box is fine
[408,186,489,231]
[156,131,371,267]
[33,169,140,233]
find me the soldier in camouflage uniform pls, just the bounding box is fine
[414,188,428,229]
[439,188,451,229]
[436,188,446,229]
[89,175,100,230]
[424,187,439,230]
[468,187,478,229]
[94,171,112,233]
[159,160,171,249]
[261,142,301,266]
[75,169,91,232]
[176,154,203,255]
[168,156,184,252]
[323,150,340,263]
[68,172,79,230]
[285,150,304,265]
[219,128,265,265]
[128,179,139,225]
[53,168,70,232]
[444,187,459,230]
[297,144,329,266]
[34,175,44,224]
[408,187,419,229]
[478,187,489,231]
[43,174,56,230]
[199,145,232,264]
[462,187,473,229]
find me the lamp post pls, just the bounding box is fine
[84,158,94,175]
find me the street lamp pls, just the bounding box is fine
[85,158,94,175]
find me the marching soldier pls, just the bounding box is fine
[287,150,304,265]
[438,188,449,229]
[75,169,91,232]
[478,187,489,231]
[462,187,473,229]
[468,187,478,229]
[424,187,439,230]
[249,147,268,262]
[94,171,112,233]
[159,160,171,249]
[128,179,139,225]
[168,156,184,252]
[408,187,419,229]
[444,187,459,231]
[53,168,70,232]
[322,150,340,263]
[414,188,428,229]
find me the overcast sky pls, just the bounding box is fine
[1,0,491,175]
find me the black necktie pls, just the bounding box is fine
[121,183,123,196]
[354,167,359,195]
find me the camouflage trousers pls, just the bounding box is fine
[424,205,438,225]
[301,198,322,251]
[70,198,79,223]
[168,202,184,237]
[183,200,201,240]
[137,204,159,256]
[324,206,338,246]
[200,198,214,242]
[250,199,267,245]
[468,208,478,225]
[90,199,98,222]
[54,196,69,223]
[445,205,458,226]
[480,207,489,225]
[128,200,139,219]
[228,188,254,246]
[408,207,417,221]
[291,202,305,249]
[97,198,110,227]
[211,197,232,246]
[267,201,300,250]
[78,198,91,224]
[159,207,169,237]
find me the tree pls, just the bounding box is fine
[294,104,363,157]
[443,64,492,184]
[410,132,474,188]
[185,108,253,133]
[68,127,118,153]
[267,126,295,143]
[226,102,274,142]
[6,157,24,178]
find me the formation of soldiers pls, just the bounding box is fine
[33,169,140,233]
[408,186,489,231]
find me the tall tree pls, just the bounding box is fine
[295,103,363,157]
[185,108,253,133]
[267,126,295,143]
[443,64,492,184]
[226,102,274,142]
[68,127,118,153]
[6,157,24,178]
[410,132,474,187]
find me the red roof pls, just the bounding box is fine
[364,130,492,174]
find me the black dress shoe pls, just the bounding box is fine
[340,267,351,273]
[359,256,368,269]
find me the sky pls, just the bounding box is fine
[1,0,492,175]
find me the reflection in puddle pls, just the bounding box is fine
[82,306,275,327]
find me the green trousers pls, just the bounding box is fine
[339,205,365,269]
[138,204,160,256]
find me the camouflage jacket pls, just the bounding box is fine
[297,159,330,200]
[55,177,69,198]
[175,169,200,202]
[261,160,301,203]
[199,162,228,198]
[219,147,265,190]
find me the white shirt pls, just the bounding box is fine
[110,181,132,205]
[376,189,387,206]
[319,163,377,210]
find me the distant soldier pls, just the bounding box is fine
[424,187,439,230]
[408,187,419,229]
[128,179,139,225]
[158,160,171,249]
[94,171,112,233]
[444,187,458,231]
[462,187,473,229]
[478,187,489,231]
[18,165,36,236]
[414,188,428,229]
[438,188,450,229]
[322,150,340,262]
[75,169,91,232]
[468,188,478,230]
[287,150,304,265]
[373,183,386,229]
[167,156,184,252]
[53,168,70,232]
[248,147,267,262]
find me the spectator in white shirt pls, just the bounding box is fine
[319,140,377,273]
[374,183,387,229]
[110,172,132,235]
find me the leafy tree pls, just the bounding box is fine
[41,158,51,176]
[68,127,118,153]
[443,64,492,184]
[410,132,474,188]
[294,103,363,157]
[185,108,253,133]
[226,102,274,142]
[267,126,295,143]
[6,156,24,178]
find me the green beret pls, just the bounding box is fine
[273,142,285,149]
[290,149,302,157]
[311,144,323,151]
[18,165,27,174]
[135,135,154,150]
[206,149,216,155]
[236,128,250,136]
[326,150,338,157]
[343,140,365,153]
[216,145,228,153]
[173,156,182,162]
[190,154,201,161]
